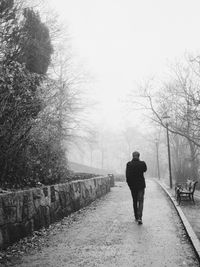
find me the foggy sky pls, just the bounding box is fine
[49,0,200,132]
[47,0,200,171]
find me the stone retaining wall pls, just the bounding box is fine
[0,176,112,249]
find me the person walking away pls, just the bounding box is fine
[126,151,147,225]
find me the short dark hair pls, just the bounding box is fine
[132,151,140,158]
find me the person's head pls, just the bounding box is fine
[132,151,140,159]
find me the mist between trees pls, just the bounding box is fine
[128,55,200,187]
[0,0,91,189]
[3,1,200,190]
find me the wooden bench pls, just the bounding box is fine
[175,179,198,205]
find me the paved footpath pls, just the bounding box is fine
[7,179,200,267]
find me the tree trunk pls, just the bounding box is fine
[188,141,198,180]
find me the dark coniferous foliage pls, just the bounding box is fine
[19,8,53,74]
[0,1,64,189]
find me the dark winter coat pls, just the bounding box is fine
[126,158,147,190]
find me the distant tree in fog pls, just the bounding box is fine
[139,57,200,181]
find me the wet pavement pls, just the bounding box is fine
[2,179,200,267]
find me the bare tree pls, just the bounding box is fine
[137,59,200,181]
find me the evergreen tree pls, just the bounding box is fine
[19,8,53,74]
[0,1,53,188]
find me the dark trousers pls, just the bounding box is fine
[129,186,145,219]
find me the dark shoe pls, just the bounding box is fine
[134,214,138,221]
[138,219,143,225]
